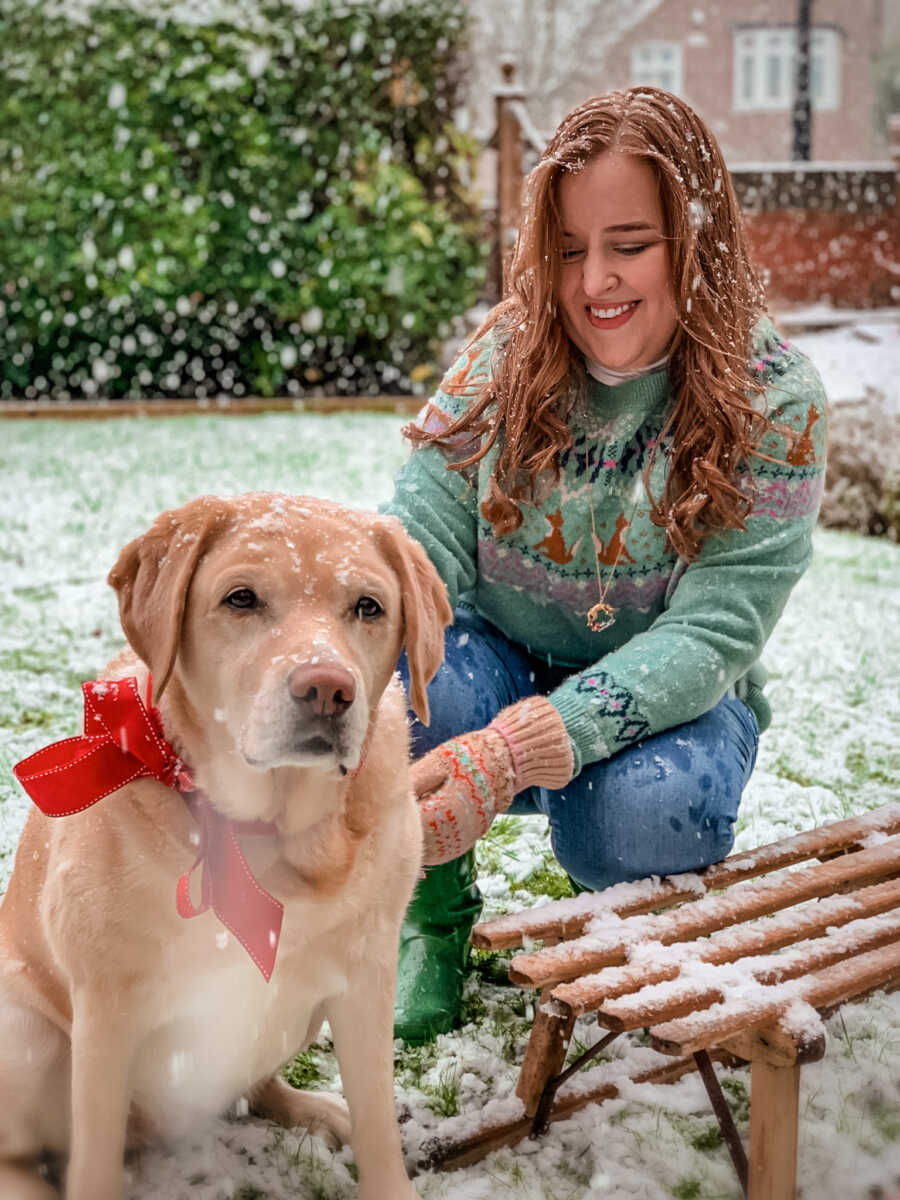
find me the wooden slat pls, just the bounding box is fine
[589,913,900,1032]
[508,837,900,989]
[551,878,900,1016]
[471,803,900,951]
[651,938,900,1056]
[471,878,707,952]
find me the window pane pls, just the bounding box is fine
[741,55,755,103]
[766,53,782,99]
[810,50,823,103]
[733,24,836,111]
[632,42,681,93]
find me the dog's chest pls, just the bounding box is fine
[130,921,349,1131]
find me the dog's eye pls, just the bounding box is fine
[355,595,384,621]
[223,587,260,610]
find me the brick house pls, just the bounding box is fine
[464,0,894,165]
[604,0,888,164]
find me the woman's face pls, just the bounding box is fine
[555,152,679,372]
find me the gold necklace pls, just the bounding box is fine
[585,464,639,634]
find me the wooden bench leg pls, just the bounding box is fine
[748,1056,800,1200]
[515,998,575,1116]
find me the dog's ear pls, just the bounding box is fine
[108,496,231,704]
[375,518,452,726]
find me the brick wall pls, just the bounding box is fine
[481,163,898,308]
[732,166,899,307]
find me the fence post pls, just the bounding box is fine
[494,60,525,298]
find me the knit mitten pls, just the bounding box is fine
[415,696,574,865]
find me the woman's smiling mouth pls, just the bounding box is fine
[587,300,640,328]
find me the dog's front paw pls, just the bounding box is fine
[295,1091,352,1150]
[251,1075,352,1148]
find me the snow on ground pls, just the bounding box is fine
[781,308,900,413]
[0,319,899,1199]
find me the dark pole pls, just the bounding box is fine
[792,0,814,160]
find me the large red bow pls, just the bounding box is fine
[13,677,283,981]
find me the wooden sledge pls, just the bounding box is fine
[420,803,900,1199]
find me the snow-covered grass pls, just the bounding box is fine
[1,367,899,1198]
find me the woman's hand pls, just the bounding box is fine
[414,728,516,866]
[414,697,574,865]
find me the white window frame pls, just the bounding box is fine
[733,26,841,113]
[631,41,684,96]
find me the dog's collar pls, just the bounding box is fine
[13,676,283,982]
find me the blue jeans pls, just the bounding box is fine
[399,608,759,891]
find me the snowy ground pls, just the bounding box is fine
[1,316,898,1199]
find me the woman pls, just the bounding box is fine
[383,87,826,1044]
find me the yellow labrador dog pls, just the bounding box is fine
[0,493,451,1200]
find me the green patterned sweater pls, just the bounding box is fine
[383,321,827,776]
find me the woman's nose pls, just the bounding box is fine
[582,251,618,298]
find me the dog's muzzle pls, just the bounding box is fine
[286,662,356,759]
[240,662,367,771]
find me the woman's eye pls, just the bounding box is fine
[355,595,384,621]
[223,587,259,610]
[560,247,584,263]
[615,244,650,256]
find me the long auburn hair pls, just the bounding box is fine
[406,87,782,562]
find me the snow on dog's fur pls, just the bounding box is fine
[0,493,451,1200]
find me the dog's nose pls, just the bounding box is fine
[288,664,356,716]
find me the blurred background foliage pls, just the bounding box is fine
[0,0,487,400]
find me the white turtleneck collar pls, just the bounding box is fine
[585,354,668,386]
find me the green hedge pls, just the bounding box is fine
[0,0,486,399]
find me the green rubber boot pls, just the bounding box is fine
[393,850,482,1044]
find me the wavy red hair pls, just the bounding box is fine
[407,87,781,560]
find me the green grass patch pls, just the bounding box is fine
[510,860,575,901]
[281,1047,326,1091]
[844,744,899,787]
[475,813,525,874]
[870,1099,900,1143]
[5,706,64,734]
[691,1121,724,1152]
[720,1074,751,1125]
[422,1065,461,1117]
[460,987,488,1025]
[393,1041,439,1089]
[469,946,516,986]
[771,755,827,790]
[486,998,532,1064]
[672,1179,702,1200]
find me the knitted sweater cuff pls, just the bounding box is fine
[490,696,574,793]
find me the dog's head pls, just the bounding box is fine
[108,493,451,775]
